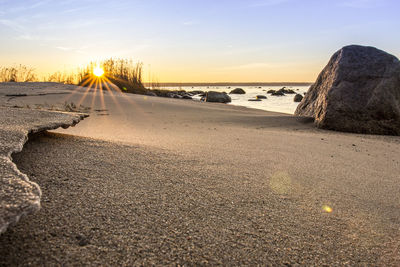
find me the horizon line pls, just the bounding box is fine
[144,82,313,86]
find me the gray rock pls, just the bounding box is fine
[282,89,296,94]
[277,88,296,94]
[248,99,262,102]
[268,88,295,96]
[145,91,157,97]
[0,107,88,234]
[294,94,303,102]
[205,91,231,103]
[182,95,192,100]
[189,90,205,95]
[229,88,246,94]
[295,45,400,135]
[271,91,285,96]
[256,95,267,99]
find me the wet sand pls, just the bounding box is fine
[1,83,400,265]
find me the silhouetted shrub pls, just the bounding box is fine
[78,58,146,94]
[0,65,37,82]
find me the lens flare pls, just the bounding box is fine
[269,171,292,195]
[322,205,333,213]
[93,67,104,77]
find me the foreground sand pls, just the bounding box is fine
[1,83,400,265]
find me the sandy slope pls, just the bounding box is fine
[1,83,400,265]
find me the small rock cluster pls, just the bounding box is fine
[144,86,304,104]
[145,90,196,100]
[267,87,296,96]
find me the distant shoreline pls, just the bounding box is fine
[145,82,313,87]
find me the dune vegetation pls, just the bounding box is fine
[0,59,148,95]
[77,58,146,94]
[0,65,37,83]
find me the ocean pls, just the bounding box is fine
[160,85,311,114]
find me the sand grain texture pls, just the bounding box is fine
[1,83,400,266]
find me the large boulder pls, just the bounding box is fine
[230,88,246,94]
[295,45,400,135]
[205,91,231,103]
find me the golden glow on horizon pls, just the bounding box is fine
[31,60,320,84]
[93,66,105,77]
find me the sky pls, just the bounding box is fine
[0,0,399,83]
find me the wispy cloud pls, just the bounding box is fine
[0,18,25,32]
[37,18,114,31]
[55,45,90,55]
[339,0,385,8]
[250,0,290,7]
[4,0,51,13]
[0,18,61,42]
[61,7,89,14]
[183,20,198,26]
[17,34,62,41]
[29,0,51,9]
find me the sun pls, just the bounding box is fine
[93,66,104,77]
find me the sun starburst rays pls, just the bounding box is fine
[93,66,104,77]
[62,65,147,117]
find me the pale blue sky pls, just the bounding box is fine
[0,0,399,82]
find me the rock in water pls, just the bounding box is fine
[229,88,246,94]
[182,94,193,99]
[294,94,303,102]
[145,91,157,97]
[295,45,400,135]
[205,91,231,103]
[271,91,285,96]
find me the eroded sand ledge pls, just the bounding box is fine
[0,107,88,234]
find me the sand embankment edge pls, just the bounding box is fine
[0,107,88,234]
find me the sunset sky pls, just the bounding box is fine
[0,0,399,83]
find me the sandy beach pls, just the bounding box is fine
[1,83,400,265]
